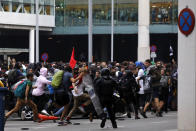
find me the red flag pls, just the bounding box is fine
[69,48,77,69]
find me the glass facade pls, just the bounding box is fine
[55,0,138,27]
[0,0,55,15]
[54,0,178,34]
[150,0,178,24]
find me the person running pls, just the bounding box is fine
[95,68,118,129]
[5,73,39,125]
[56,66,84,125]
[66,67,92,123]
[32,67,51,115]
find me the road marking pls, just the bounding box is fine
[152,121,168,124]
[164,129,177,131]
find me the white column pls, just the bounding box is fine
[29,29,35,63]
[138,0,150,62]
[88,0,93,63]
[111,0,114,62]
[178,0,196,131]
[36,0,39,63]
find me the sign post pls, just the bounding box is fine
[41,53,48,64]
[150,45,157,62]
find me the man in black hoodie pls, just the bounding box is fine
[95,68,117,129]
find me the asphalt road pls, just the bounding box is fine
[5,112,177,131]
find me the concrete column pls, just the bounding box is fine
[178,0,196,131]
[138,0,150,62]
[29,29,35,63]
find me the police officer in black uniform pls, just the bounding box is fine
[95,68,118,129]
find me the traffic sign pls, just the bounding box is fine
[178,7,195,36]
[41,53,48,62]
[150,45,157,52]
[151,52,157,58]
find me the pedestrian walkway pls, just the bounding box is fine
[5,112,177,131]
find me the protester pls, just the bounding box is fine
[1,57,178,128]
[32,67,51,115]
[5,73,39,125]
[95,68,118,128]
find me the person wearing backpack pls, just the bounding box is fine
[56,66,84,125]
[95,68,118,129]
[149,63,162,117]
[159,68,170,113]
[32,67,51,115]
[5,73,39,125]
[140,59,154,118]
[8,63,25,87]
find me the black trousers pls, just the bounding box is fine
[32,94,49,112]
[101,100,116,124]
[123,94,139,116]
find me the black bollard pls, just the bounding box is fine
[0,87,8,131]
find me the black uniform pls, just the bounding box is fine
[95,68,117,128]
[119,71,140,118]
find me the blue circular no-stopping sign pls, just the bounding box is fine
[41,53,48,62]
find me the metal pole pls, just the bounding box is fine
[88,0,93,63]
[36,0,39,63]
[111,0,114,62]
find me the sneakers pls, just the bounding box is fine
[135,116,140,120]
[41,110,50,116]
[100,118,106,128]
[21,111,26,120]
[78,106,86,113]
[156,112,163,117]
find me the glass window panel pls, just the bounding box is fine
[150,0,178,24]
[64,0,88,26]
[93,0,111,26]
[115,0,138,25]
[1,1,9,12]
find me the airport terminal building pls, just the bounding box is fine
[0,0,178,62]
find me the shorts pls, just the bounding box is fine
[54,92,70,106]
[144,93,152,103]
[152,86,160,99]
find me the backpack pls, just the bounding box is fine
[143,76,151,91]
[51,70,64,88]
[11,79,25,92]
[8,69,19,86]
[14,80,27,98]
[160,76,168,87]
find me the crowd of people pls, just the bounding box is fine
[0,58,178,128]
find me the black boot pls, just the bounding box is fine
[140,111,148,118]
[112,121,118,129]
[127,112,132,118]
[100,118,106,128]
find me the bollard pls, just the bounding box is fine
[0,87,8,131]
